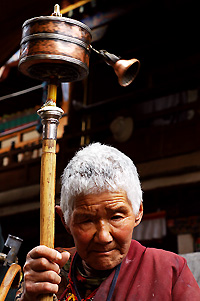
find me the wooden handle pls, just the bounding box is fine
[39,139,56,301]
[40,139,56,247]
[47,84,57,104]
[38,83,62,301]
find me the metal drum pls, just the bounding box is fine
[18,16,92,82]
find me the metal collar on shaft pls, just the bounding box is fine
[37,106,63,140]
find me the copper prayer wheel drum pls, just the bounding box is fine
[18,16,92,82]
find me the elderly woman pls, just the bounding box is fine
[16,143,200,300]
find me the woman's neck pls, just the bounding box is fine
[82,260,113,278]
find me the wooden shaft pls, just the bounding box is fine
[40,139,56,248]
[39,83,58,301]
[47,84,57,103]
[39,140,56,301]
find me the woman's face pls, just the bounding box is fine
[67,191,143,270]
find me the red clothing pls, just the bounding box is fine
[94,240,200,300]
[61,240,200,301]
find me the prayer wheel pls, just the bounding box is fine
[18,15,92,83]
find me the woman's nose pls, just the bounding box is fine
[94,220,113,244]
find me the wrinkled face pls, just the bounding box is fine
[67,191,141,270]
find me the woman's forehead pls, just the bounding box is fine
[73,190,130,209]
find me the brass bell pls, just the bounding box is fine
[91,47,140,87]
[111,57,140,87]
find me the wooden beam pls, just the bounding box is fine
[138,150,200,180]
[0,202,40,217]
[0,184,40,205]
[142,171,200,191]
[61,0,92,14]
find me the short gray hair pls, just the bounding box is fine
[60,142,143,225]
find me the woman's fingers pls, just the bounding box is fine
[24,257,60,274]
[21,245,71,299]
[24,269,61,285]
[28,245,70,267]
[28,245,62,262]
[59,250,71,268]
[24,281,59,296]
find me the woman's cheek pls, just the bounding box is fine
[73,227,94,244]
[114,220,135,239]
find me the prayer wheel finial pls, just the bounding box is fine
[51,4,62,17]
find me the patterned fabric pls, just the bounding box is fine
[59,253,109,301]
[76,267,107,289]
[59,283,97,301]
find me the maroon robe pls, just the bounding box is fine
[93,240,200,300]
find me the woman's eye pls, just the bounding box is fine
[82,219,92,224]
[111,215,123,221]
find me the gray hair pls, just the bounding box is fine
[60,142,143,225]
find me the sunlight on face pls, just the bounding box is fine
[68,191,139,270]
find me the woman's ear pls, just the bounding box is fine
[135,202,143,227]
[55,205,71,234]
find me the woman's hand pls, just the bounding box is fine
[20,245,70,301]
